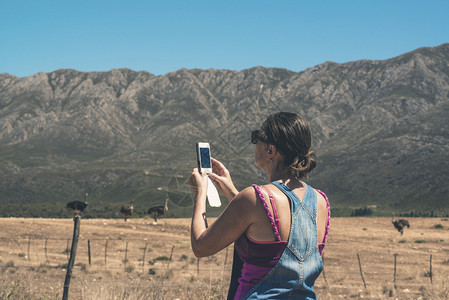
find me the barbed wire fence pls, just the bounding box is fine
[1,236,448,292]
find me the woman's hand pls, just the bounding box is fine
[189,168,208,201]
[208,158,239,201]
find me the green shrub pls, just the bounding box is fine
[154,256,169,261]
[351,207,373,216]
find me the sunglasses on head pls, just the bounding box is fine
[251,130,268,144]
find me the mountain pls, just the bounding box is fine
[1,44,449,217]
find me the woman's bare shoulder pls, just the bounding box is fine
[233,186,258,205]
[314,188,328,210]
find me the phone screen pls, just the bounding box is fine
[200,147,211,169]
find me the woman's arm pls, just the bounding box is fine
[190,169,256,257]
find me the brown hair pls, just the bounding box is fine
[259,112,316,179]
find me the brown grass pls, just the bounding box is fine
[0,217,448,299]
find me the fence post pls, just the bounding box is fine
[27,237,31,261]
[222,247,229,277]
[357,253,367,289]
[166,245,174,271]
[393,253,397,289]
[88,240,91,266]
[429,255,433,285]
[66,239,70,260]
[322,252,328,284]
[142,242,147,273]
[104,240,108,268]
[45,239,48,263]
[63,215,81,300]
[124,241,129,270]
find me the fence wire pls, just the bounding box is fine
[1,237,448,295]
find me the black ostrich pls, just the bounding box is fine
[148,199,168,224]
[392,213,410,235]
[67,193,88,215]
[120,200,134,222]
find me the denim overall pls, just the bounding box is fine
[228,181,323,300]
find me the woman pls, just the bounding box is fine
[189,112,330,299]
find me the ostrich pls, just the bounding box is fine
[392,213,410,235]
[67,193,88,215]
[148,199,168,224]
[120,200,134,222]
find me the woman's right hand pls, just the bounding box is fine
[208,158,239,202]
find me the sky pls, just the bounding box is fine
[1,0,448,77]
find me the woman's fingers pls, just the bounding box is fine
[211,158,225,171]
[211,157,230,176]
[207,173,219,183]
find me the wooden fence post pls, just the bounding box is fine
[27,237,31,261]
[124,241,129,270]
[104,240,108,268]
[45,239,48,263]
[142,242,147,273]
[63,215,81,300]
[322,252,328,284]
[161,245,175,288]
[357,253,367,289]
[222,247,229,277]
[88,240,91,266]
[429,255,433,285]
[393,253,397,289]
[167,245,174,271]
[66,239,70,260]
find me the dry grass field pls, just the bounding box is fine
[0,216,448,299]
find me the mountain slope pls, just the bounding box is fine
[1,44,448,217]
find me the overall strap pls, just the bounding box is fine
[301,183,317,215]
[270,181,318,215]
[269,181,301,212]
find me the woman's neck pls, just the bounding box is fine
[268,165,296,183]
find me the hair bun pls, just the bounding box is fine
[288,150,316,179]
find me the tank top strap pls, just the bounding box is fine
[251,184,282,241]
[261,186,280,232]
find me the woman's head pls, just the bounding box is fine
[256,112,316,179]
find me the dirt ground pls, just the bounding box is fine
[0,216,448,299]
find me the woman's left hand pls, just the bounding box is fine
[189,168,208,200]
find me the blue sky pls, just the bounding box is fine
[1,0,448,77]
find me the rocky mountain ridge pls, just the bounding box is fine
[1,43,448,217]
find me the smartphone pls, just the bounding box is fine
[196,142,212,174]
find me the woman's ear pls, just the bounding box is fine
[267,145,276,158]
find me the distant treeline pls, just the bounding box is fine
[1,202,448,219]
[398,210,449,218]
[0,202,223,219]
[330,206,449,218]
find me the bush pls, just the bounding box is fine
[433,224,444,229]
[153,256,169,261]
[125,265,135,273]
[180,254,188,261]
[351,207,373,216]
